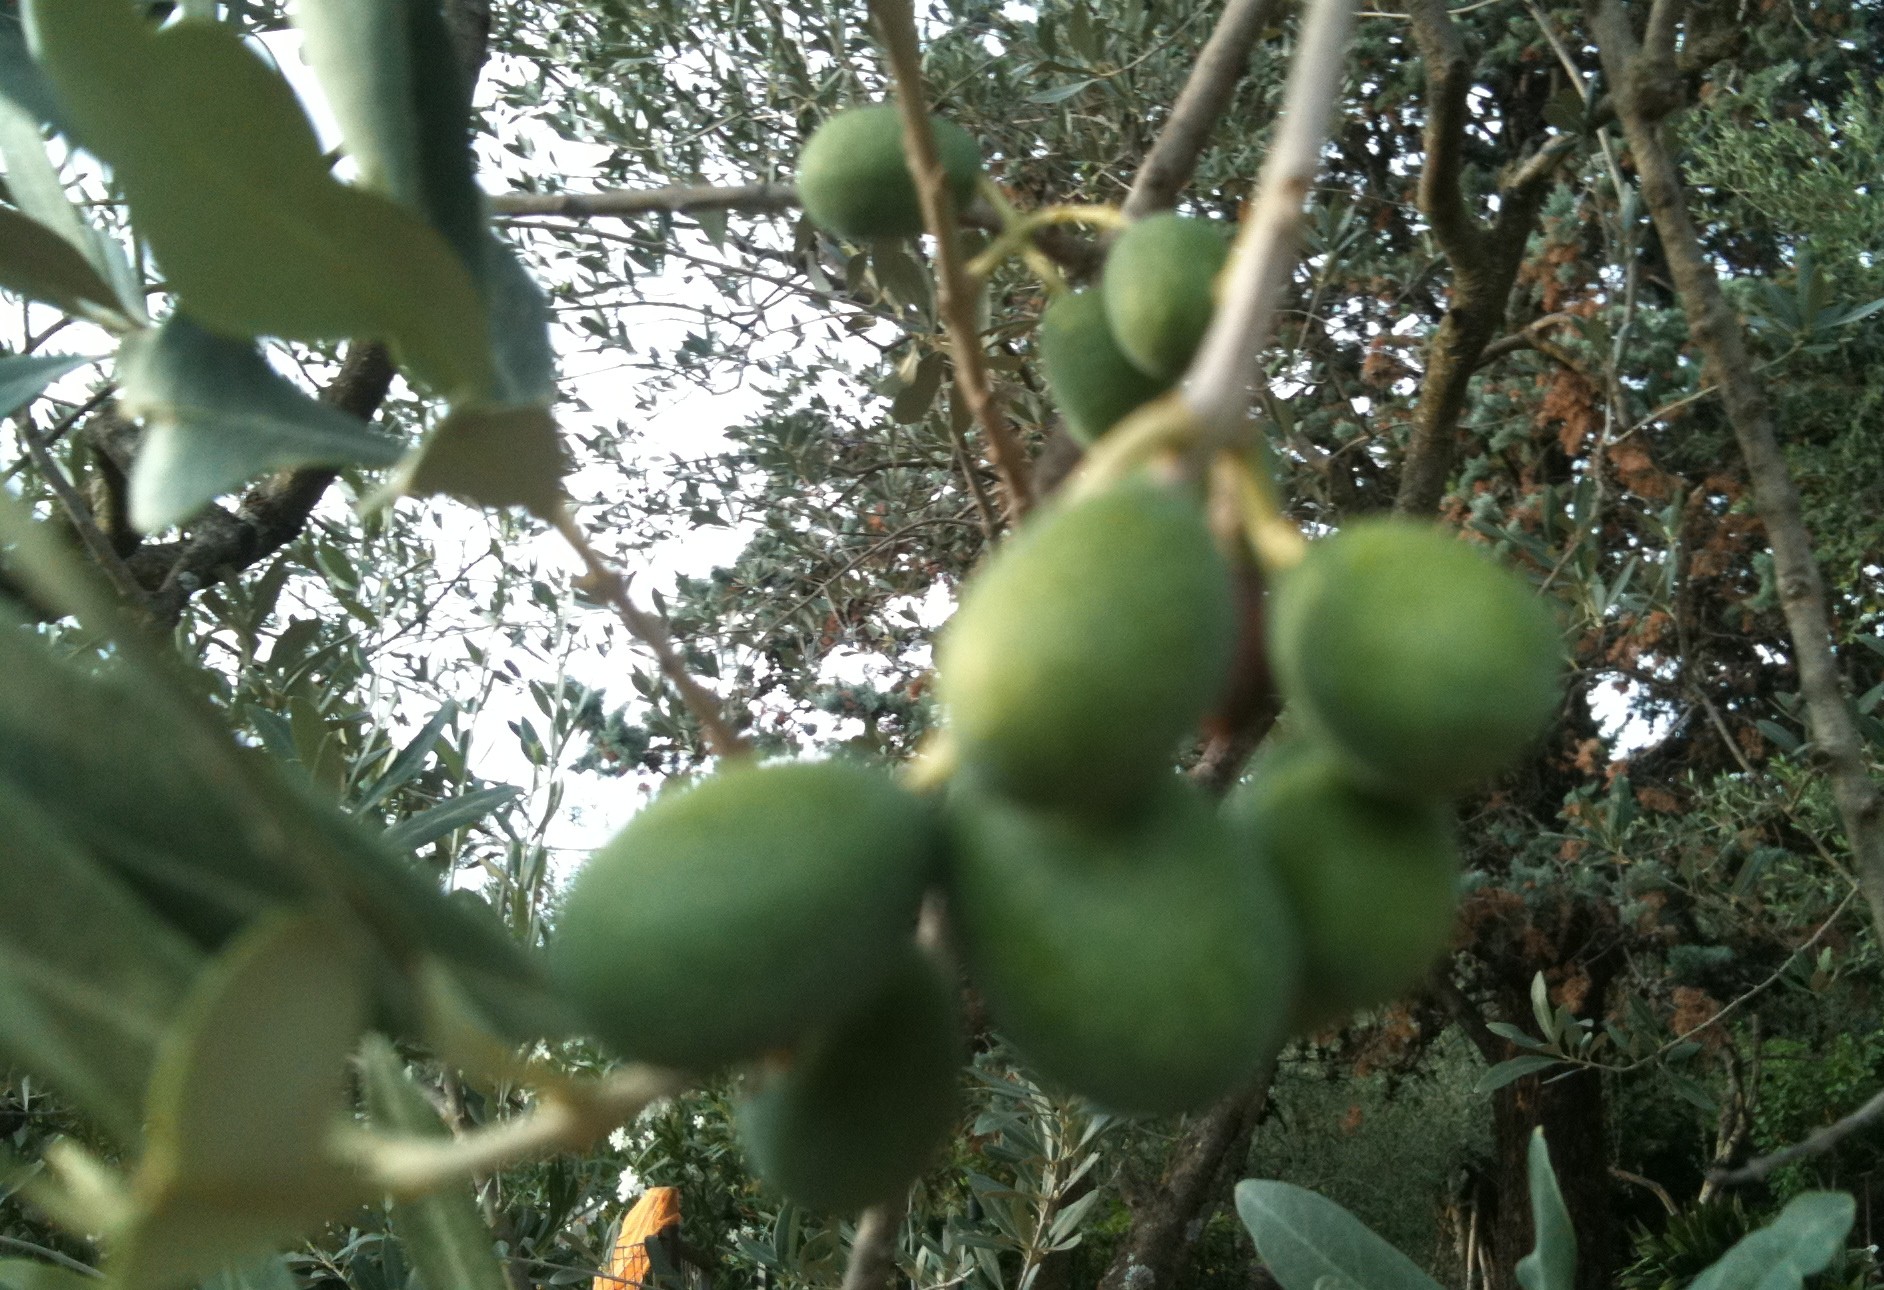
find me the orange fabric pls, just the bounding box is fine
[596,1187,683,1290]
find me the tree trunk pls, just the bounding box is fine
[1485,1064,1618,1290]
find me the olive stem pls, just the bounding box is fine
[1181,0,1356,448]
[551,504,752,760]
[344,1063,688,1201]
[868,0,1036,522]
[965,200,1128,285]
[1218,448,1308,572]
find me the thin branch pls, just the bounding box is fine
[351,1064,685,1200]
[12,411,146,606]
[1592,0,1884,945]
[1608,1167,1678,1216]
[1121,0,1289,219]
[489,182,800,221]
[552,507,750,760]
[1473,311,1581,369]
[1184,0,1358,441]
[867,0,1034,523]
[840,1202,904,1290]
[1711,1086,1884,1187]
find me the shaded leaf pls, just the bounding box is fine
[1516,1130,1575,1290]
[355,702,459,814]
[381,785,521,853]
[0,2,61,127]
[25,0,492,398]
[119,315,404,532]
[292,0,484,269]
[1476,1056,1563,1093]
[359,1038,511,1290]
[0,205,121,318]
[1234,1180,1444,1290]
[0,1260,97,1290]
[0,776,203,1145]
[0,352,94,421]
[1688,1193,1855,1290]
[380,403,567,517]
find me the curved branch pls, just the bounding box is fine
[1404,0,1484,261]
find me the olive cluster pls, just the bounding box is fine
[547,105,1565,1218]
[1041,215,1227,443]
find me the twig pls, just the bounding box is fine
[866,0,1035,523]
[0,1235,103,1278]
[349,1064,686,1201]
[1473,312,1581,369]
[1609,1167,1679,1216]
[840,1201,904,1290]
[551,506,750,760]
[1121,0,1289,219]
[1711,1086,1884,1187]
[1184,0,1358,442]
[1593,0,1884,945]
[488,182,799,221]
[11,410,147,607]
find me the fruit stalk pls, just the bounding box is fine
[551,504,749,759]
[866,0,1035,522]
[1182,0,1357,447]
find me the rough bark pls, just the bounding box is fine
[1589,0,1884,943]
[1096,1072,1273,1290]
[1391,0,1572,518]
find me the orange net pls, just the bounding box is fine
[594,1186,682,1290]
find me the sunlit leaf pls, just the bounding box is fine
[24,0,492,399]
[0,205,121,319]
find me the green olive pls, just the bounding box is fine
[935,475,1235,819]
[797,104,981,241]
[738,948,961,1214]
[1102,213,1228,381]
[947,781,1299,1115]
[1268,518,1563,798]
[1230,743,1459,1028]
[549,760,939,1070]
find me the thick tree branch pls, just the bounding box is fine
[1097,1067,1275,1290]
[1391,1,1576,517]
[868,0,1035,522]
[1122,0,1288,219]
[1591,0,1884,942]
[1404,0,1484,262]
